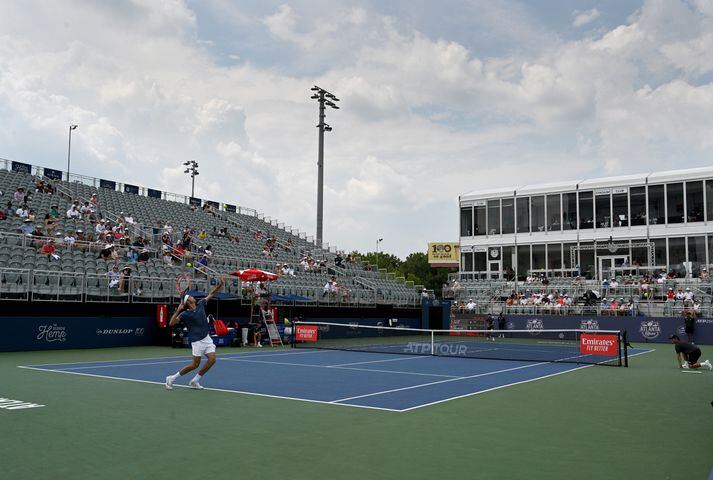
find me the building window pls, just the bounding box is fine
[648,185,665,225]
[686,181,704,222]
[516,197,530,233]
[563,242,577,271]
[546,194,561,232]
[461,252,473,271]
[474,251,487,272]
[612,192,628,227]
[502,198,514,234]
[547,243,562,272]
[502,245,514,279]
[653,238,666,267]
[562,193,577,230]
[531,196,545,232]
[517,245,530,278]
[579,191,593,229]
[532,244,546,271]
[631,245,648,267]
[460,207,473,237]
[707,180,713,222]
[579,242,594,278]
[630,186,646,226]
[474,204,486,236]
[668,237,686,271]
[667,183,684,224]
[487,200,500,235]
[595,193,611,228]
[688,236,706,276]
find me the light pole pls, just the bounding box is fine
[376,238,383,269]
[310,85,339,247]
[183,160,199,197]
[66,124,78,181]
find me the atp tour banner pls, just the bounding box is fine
[504,315,713,345]
[428,242,460,267]
[0,316,157,352]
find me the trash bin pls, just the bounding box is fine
[241,328,249,346]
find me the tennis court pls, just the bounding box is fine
[4,340,713,480]
[19,329,650,412]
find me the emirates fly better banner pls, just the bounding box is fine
[295,325,319,342]
[579,333,619,356]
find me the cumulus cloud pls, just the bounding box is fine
[0,0,712,257]
[572,9,601,28]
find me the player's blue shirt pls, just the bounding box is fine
[179,299,210,342]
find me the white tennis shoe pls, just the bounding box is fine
[165,375,174,390]
[682,362,689,369]
[189,379,204,389]
[702,360,712,370]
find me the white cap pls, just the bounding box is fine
[183,294,191,304]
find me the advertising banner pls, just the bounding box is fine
[0,316,156,352]
[428,242,460,267]
[579,333,619,355]
[295,325,318,341]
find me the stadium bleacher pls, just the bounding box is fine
[0,166,421,306]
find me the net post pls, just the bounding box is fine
[430,330,435,356]
[622,330,629,367]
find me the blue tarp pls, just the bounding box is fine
[270,293,313,303]
[183,290,240,301]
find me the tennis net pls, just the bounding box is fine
[292,322,628,366]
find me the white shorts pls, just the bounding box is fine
[191,335,216,357]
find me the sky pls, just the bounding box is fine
[1,0,713,258]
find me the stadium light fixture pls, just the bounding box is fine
[183,160,199,197]
[376,238,383,269]
[66,124,78,182]
[310,85,340,248]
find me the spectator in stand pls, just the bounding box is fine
[197,229,207,240]
[19,219,34,235]
[66,205,81,219]
[44,212,57,234]
[107,265,120,288]
[27,208,36,222]
[465,298,477,311]
[285,239,293,253]
[39,239,58,259]
[161,232,173,247]
[203,245,213,256]
[4,201,14,218]
[684,288,694,302]
[666,288,675,302]
[30,224,44,247]
[334,253,344,268]
[600,297,610,313]
[124,213,134,225]
[99,243,117,261]
[80,202,92,216]
[119,266,132,294]
[197,254,209,276]
[90,193,99,207]
[64,230,76,249]
[16,204,29,219]
[13,187,25,203]
[700,268,710,280]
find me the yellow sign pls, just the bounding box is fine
[428,242,460,267]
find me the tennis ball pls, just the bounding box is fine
[186,262,192,267]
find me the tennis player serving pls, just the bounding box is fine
[669,334,712,370]
[165,277,225,390]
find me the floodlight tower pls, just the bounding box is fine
[66,124,78,181]
[183,160,199,197]
[310,85,339,247]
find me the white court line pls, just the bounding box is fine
[221,357,458,378]
[16,365,400,413]
[328,356,431,367]
[58,360,188,370]
[330,362,549,403]
[24,348,328,368]
[397,348,657,412]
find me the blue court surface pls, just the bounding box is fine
[19,347,651,412]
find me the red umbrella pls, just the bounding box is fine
[230,268,279,282]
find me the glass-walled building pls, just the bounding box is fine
[458,167,713,280]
